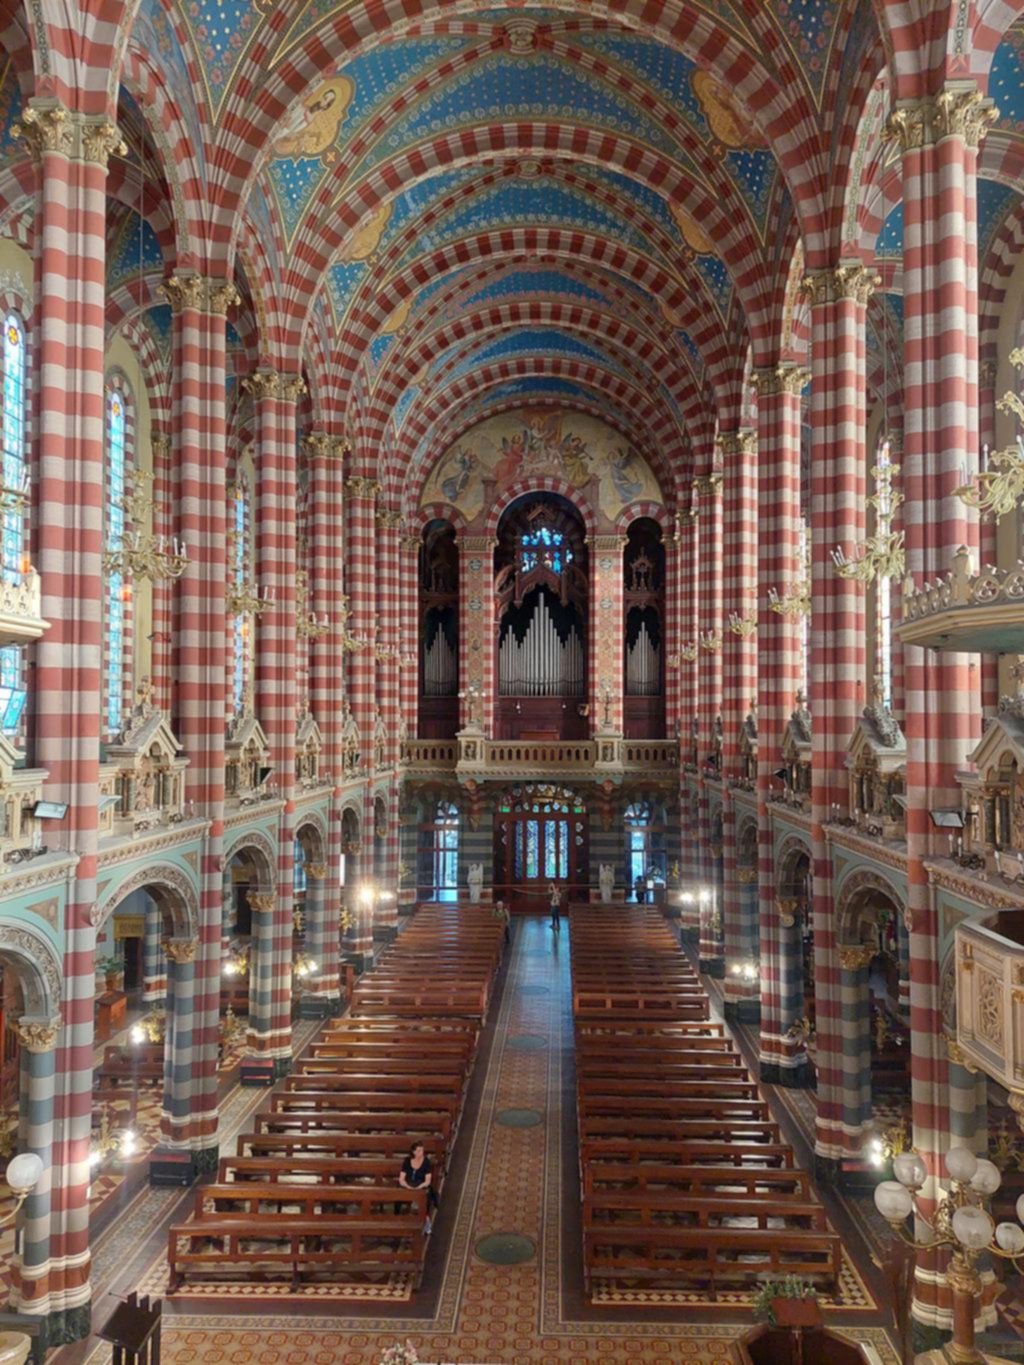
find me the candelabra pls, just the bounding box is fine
[833,453,904,584]
[222,944,250,977]
[727,611,757,639]
[103,471,188,582]
[699,628,722,653]
[956,348,1024,520]
[89,1109,137,1168]
[337,595,366,653]
[875,1146,1024,1364]
[295,568,329,641]
[292,952,319,979]
[373,625,400,663]
[226,579,272,616]
[769,525,812,617]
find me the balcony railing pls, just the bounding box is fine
[898,547,1024,653]
[401,737,678,777]
[0,570,48,647]
[956,913,1024,1091]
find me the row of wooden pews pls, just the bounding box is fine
[168,904,504,1293]
[570,906,841,1299]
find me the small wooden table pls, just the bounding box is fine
[96,991,127,1042]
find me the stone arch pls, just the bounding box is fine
[294,812,327,865]
[0,923,61,1021]
[222,831,277,893]
[834,865,906,945]
[483,478,599,541]
[776,834,812,898]
[736,815,759,868]
[93,862,199,940]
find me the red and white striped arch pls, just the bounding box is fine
[481,472,600,540]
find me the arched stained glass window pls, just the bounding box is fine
[229,475,255,714]
[520,522,572,575]
[105,384,130,735]
[0,315,27,736]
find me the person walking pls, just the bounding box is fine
[549,881,561,931]
[494,898,511,946]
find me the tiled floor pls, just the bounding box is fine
[71,920,899,1365]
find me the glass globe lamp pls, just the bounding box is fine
[892,1152,927,1188]
[995,1222,1024,1256]
[874,1180,914,1222]
[952,1204,994,1252]
[969,1157,1002,1196]
[4,1152,42,1197]
[945,1147,979,1184]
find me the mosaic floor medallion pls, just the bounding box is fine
[506,1033,548,1050]
[495,1106,543,1127]
[520,983,550,995]
[474,1232,537,1265]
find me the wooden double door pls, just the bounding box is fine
[493,789,588,913]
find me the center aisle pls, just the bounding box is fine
[131,916,899,1365]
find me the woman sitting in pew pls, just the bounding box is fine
[399,1141,439,1233]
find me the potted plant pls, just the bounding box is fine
[97,955,124,993]
[752,1275,822,1328]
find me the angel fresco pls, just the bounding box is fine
[440,447,478,503]
[690,70,766,150]
[272,77,354,159]
[610,446,644,503]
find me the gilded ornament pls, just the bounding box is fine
[302,433,332,460]
[242,371,282,401]
[346,477,382,500]
[944,1034,978,1073]
[693,472,723,497]
[885,88,998,152]
[716,430,757,459]
[801,264,880,306]
[162,937,199,964]
[158,275,205,314]
[737,868,758,884]
[12,103,74,158]
[280,375,307,403]
[776,897,800,927]
[207,282,240,316]
[248,892,276,915]
[375,509,404,531]
[751,365,810,397]
[837,942,874,971]
[150,433,171,460]
[306,862,328,880]
[15,1018,59,1053]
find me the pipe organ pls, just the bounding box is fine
[423,626,457,696]
[500,594,585,697]
[626,620,660,696]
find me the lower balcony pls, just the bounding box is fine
[956,912,1024,1095]
[401,736,678,780]
[897,547,1024,653]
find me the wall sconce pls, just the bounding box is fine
[0,1152,43,1227]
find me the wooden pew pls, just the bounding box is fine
[583,1163,811,1199]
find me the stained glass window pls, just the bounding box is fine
[105,387,128,734]
[0,315,26,735]
[231,481,251,713]
[432,800,459,902]
[293,838,308,896]
[520,523,572,575]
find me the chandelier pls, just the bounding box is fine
[727,610,757,639]
[373,623,400,663]
[956,351,1024,520]
[295,568,329,641]
[769,525,812,617]
[832,454,904,584]
[337,595,365,653]
[699,628,722,653]
[226,579,272,616]
[102,470,188,582]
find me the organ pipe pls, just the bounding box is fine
[626,621,660,697]
[499,593,584,697]
[423,627,457,696]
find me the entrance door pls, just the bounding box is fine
[493,786,588,913]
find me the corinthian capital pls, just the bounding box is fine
[801,264,879,306]
[162,937,199,964]
[12,103,74,159]
[158,275,207,313]
[242,371,281,401]
[376,508,404,530]
[280,375,307,403]
[837,942,874,972]
[15,1017,60,1053]
[692,471,723,497]
[303,432,333,460]
[81,120,127,167]
[885,86,998,152]
[716,429,757,459]
[752,365,810,397]
[346,476,381,499]
[207,282,241,316]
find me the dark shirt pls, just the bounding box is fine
[401,1155,432,1188]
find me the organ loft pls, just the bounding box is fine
[0,1,1020,1364]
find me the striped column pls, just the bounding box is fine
[160,937,198,1146]
[836,943,873,1138]
[306,432,343,1009]
[664,515,681,742]
[694,470,723,970]
[802,262,873,1165]
[162,273,236,1169]
[677,505,700,935]
[141,898,166,1005]
[20,103,122,1335]
[344,475,379,962]
[457,535,496,734]
[246,891,278,1053]
[889,89,992,1332]
[589,535,626,735]
[375,507,403,916]
[752,366,810,1083]
[249,369,304,1071]
[720,430,758,1015]
[300,861,333,1013]
[13,1021,58,1326]
[978,357,999,715]
[149,431,172,709]
[399,533,420,912]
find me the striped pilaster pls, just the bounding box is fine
[306,432,344,1004]
[890,89,991,1323]
[14,1024,58,1317]
[246,891,279,1053]
[24,104,122,1327]
[803,263,873,1161]
[399,535,420,752]
[160,937,198,1146]
[141,898,166,1005]
[457,535,496,734]
[344,475,379,766]
[163,272,236,1162]
[250,369,304,1065]
[375,506,402,772]
[664,515,681,742]
[836,945,873,1140]
[589,535,626,735]
[752,366,808,1078]
[678,506,699,762]
[978,357,999,715]
[720,429,758,1008]
[693,471,723,761]
[149,431,172,709]
[301,862,335,1008]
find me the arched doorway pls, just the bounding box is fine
[293,819,329,1015]
[221,837,280,1061]
[493,783,589,913]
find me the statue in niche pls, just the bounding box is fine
[467,862,484,902]
[599,863,614,904]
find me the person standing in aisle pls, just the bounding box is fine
[548,881,561,931]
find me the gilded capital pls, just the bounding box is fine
[306,862,328,880]
[303,432,333,460]
[801,265,879,306]
[737,868,758,885]
[15,1017,60,1053]
[587,534,627,553]
[837,942,874,972]
[693,472,723,497]
[460,535,498,553]
[752,365,810,397]
[280,375,307,403]
[162,937,199,964]
[12,103,74,159]
[207,282,241,316]
[158,275,207,314]
[980,358,999,388]
[375,508,404,531]
[243,371,282,401]
[776,897,800,927]
[717,429,757,459]
[81,120,127,167]
[346,476,381,499]
[248,892,276,914]
[885,87,998,153]
[150,432,171,460]
[401,534,422,553]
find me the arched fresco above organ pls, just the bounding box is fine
[420,409,664,526]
